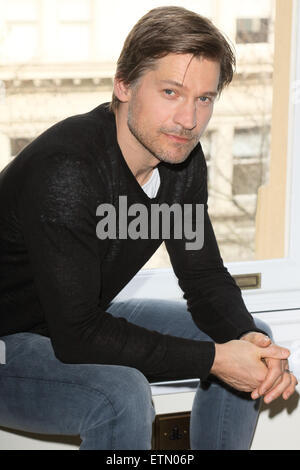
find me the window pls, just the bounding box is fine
[200,130,213,187]
[2,0,40,62]
[233,163,263,196]
[236,18,270,44]
[232,127,270,196]
[56,0,92,61]
[233,127,270,160]
[10,137,32,158]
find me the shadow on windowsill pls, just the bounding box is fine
[259,389,300,418]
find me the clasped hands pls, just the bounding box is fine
[211,332,298,404]
[241,332,298,404]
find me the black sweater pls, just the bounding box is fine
[0,103,264,382]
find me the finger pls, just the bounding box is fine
[263,371,293,403]
[259,344,290,361]
[251,358,288,400]
[256,335,272,347]
[251,366,282,399]
[251,389,260,400]
[282,373,298,400]
[257,363,283,397]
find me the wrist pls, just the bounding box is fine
[210,343,223,376]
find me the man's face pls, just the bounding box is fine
[126,53,220,165]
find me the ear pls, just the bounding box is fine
[113,77,131,103]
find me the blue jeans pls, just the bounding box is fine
[0,298,271,450]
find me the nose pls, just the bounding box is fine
[173,100,197,131]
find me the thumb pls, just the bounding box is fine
[244,332,272,347]
[259,344,290,360]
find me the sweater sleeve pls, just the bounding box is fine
[164,162,267,343]
[18,152,215,382]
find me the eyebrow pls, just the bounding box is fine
[160,79,184,88]
[159,80,218,97]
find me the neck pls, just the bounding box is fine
[114,104,159,186]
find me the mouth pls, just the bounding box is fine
[164,133,192,143]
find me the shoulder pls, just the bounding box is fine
[27,102,114,159]
[6,103,115,191]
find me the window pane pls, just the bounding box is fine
[233,127,270,158]
[233,163,264,195]
[5,0,38,21]
[57,24,90,61]
[201,131,213,189]
[58,0,91,22]
[236,18,270,44]
[200,131,212,161]
[10,138,31,157]
[4,24,38,62]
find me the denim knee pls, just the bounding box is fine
[112,367,155,418]
[78,366,155,449]
[81,366,155,425]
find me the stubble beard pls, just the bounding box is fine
[127,106,198,165]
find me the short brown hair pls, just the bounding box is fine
[111,6,236,112]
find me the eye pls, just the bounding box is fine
[199,96,210,103]
[163,89,176,97]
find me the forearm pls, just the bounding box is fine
[51,309,216,382]
[166,207,266,343]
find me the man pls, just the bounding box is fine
[0,6,297,450]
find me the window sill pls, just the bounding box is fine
[116,258,300,313]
